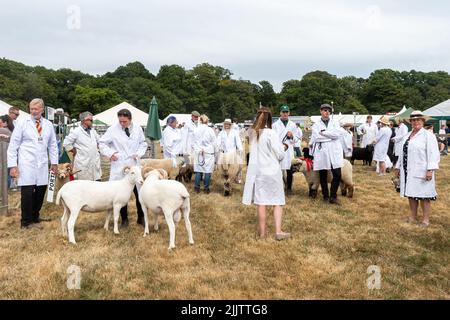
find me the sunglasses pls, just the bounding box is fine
[321,109,331,113]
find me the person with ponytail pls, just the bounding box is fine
[242,107,291,240]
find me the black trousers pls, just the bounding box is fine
[286,168,293,191]
[21,185,47,227]
[319,167,341,199]
[120,187,144,222]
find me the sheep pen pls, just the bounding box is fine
[0,152,449,299]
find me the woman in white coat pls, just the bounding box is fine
[373,116,392,176]
[357,115,378,147]
[63,111,102,181]
[391,119,409,166]
[242,107,290,240]
[162,116,183,167]
[395,111,440,228]
[99,109,148,226]
[311,104,344,204]
[193,115,216,193]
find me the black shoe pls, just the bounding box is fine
[323,197,330,202]
[329,198,340,205]
[194,188,200,194]
[286,189,293,196]
[137,217,144,226]
[33,217,51,224]
[205,188,210,194]
[121,219,129,228]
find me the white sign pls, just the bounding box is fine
[47,170,56,202]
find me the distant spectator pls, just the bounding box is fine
[8,106,20,127]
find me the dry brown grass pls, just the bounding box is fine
[0,153,449,299]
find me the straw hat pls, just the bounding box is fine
[223,118,232,124]
[378,116,391,126]
[405,110,430,123]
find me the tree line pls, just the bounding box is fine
[1,58,449,122]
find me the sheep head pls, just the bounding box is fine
[57,163,73,179]
[125,165,144,185]
[291,158,303,173]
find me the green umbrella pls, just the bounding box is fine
[145,96,162,140]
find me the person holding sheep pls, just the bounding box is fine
[99,109,147,228]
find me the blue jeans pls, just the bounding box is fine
[195,172,211,190]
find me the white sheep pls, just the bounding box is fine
[56,165,144,244]
[139,168,194,250]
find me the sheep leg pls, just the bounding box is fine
[164,209,176,250]
[341,182,347,196]
[61,203,69,237]
[142,205,150,236]
[153,211,159,231]
[182,198,194,245]
[347,185,354,198]
[67,207,81,245]
[113,205,121,234]
[104,209,112,231]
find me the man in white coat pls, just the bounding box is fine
[311,104,344,204]
[63,111,102,181]
[99,109,147,227]
[7,98,58,229]
[272,105,302,195]
[162,116,183,166]
[357,115,378,147]
[181,111,200,164]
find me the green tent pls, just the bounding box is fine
[390,107,416,121]
[93,119,107,126]
[145,96,162,140]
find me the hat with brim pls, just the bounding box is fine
[223,119,232,124]
[320,104,333,112]
[342,123,354,129]
[405,110,431,123]
[280,105,290,112]
[191,111,200,117]
[378,116,391,126]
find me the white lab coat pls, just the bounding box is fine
[63,126,102,181]
[311,118,343,170]
[181,119,199,155]
[357,122,378,147]
[193,124,216,173]
[272,119,302,170]
[395,128,440,198]
[393,123,409,157]
[216,129,243,153]
[99,123,147,181]
[162,126,182,159]
[373,126,391,162]
[339,128,353,158]
[7,116,58,186]
[242,129,286,206]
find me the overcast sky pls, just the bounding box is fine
[1,0,450,91]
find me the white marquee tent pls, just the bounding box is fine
[310,114,383,126]
[0,99,29,117]
[93,102,151,127]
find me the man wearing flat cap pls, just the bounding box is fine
[63,111,102,181]
[181,111,200,165]
[272,105,302,195]
[311,104,344,204]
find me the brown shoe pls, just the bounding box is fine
[275,232,291,241]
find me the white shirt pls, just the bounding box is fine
[181,119,199,155]
[63,125,102,181]
[358,122,378,147]
[311,118,344,170]
[216,128,243,153]
[272,119,302,170]
[7,116,58,186]
[99,123,147,181]
[162,126,182,159]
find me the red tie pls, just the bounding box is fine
[36,119,42,136]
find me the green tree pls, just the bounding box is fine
[72,86,122,115]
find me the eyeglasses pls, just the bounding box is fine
[321,109,331,113]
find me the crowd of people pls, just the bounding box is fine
[2,98,446,237]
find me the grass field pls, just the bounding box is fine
[0,153,449,299]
